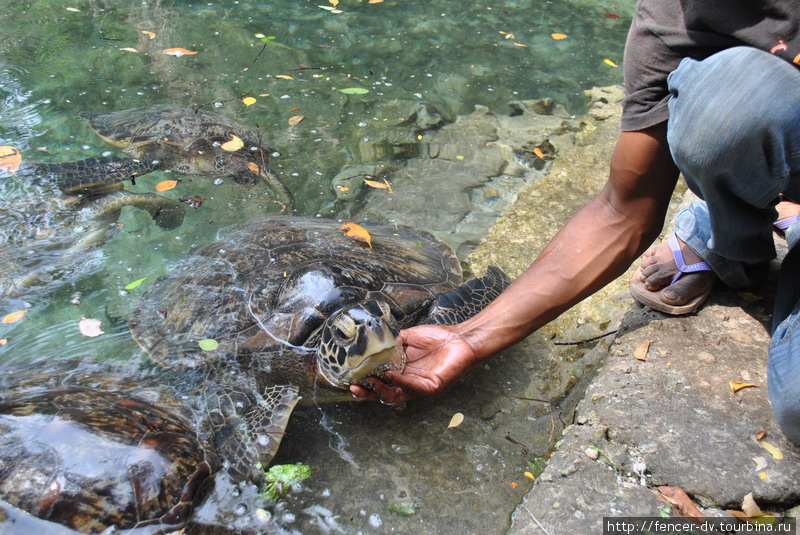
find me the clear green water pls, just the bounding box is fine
[0,1,633,533]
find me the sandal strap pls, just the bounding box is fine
[668,234,712,285]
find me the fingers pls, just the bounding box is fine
[349,378,413,405]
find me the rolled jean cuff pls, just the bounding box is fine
[673,201,754,288]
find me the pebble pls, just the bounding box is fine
[585,447,600,460]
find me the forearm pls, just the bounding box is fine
[458,125,680,360]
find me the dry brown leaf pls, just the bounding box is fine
[246,162,260,175]
[742,492,763,517]
[730,381,758,394]
[341,221,372,249]
[138,30,156,39]
[633,339,651,361]
[656,486,705,519]
[0,146,22,174]
[78,317,105,338]
[755,429,766,441]
[162,48,198,56]
[155,179,178,192]
[220,134,244,152]
[2,310,26,324]
[758,439,784,460]
[363,179,394,193]
[447,412,464,429]
[288,115,305,126]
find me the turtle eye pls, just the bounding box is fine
[330,314,356,340]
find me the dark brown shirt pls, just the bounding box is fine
[622,0,800,131]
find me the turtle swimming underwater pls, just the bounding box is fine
[0,180,185,299]
[23,104,292,206]
[129,216,509,482]
[0,360,218,534]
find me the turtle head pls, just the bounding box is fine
[317,300,406,389]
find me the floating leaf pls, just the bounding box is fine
[156,179,178,192]
[65,7,80,12]
[180,196,206,209]
[369,0,384,3]
[119,47,139,53]
[220,134,244,152]
[341,221,372,249]
[124,277,149,290]
[162,48,199,56]
[447,412,464,429]
[138,30,156,39]
[729,381,757,394]
[2,310,26,324]
[338,87,369,95]
[318,5,336,10]
[633,339,651,361]
[246,162,260,175]
[288,115,305,126]
[0,146,22,174]
[512,42,528,47]
[758,439,784,460]
[499,31,515,39]
[274,74,294,80]
[551,33,568,40]
[258,93,271,97]
[603,13,621,19]
[0,338,6,346]
[78,317,104,338]
[329,0,339,4]
[533,147,545,159]
[242,97,257,106]
[604,58,620,67]
[198,338,219,351]
[363,179,394,193]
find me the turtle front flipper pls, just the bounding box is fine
[204,383,300,483]
[86,189,186,231]
[427,265,510,325]
[27,157,158,194]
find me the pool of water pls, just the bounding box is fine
[0,1,633,533]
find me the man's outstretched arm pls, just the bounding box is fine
[352,123,680,403]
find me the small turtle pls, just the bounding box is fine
[0,361,217,534]
[23,104,292,206]
[129,216,509,482]
[0,183,185,299]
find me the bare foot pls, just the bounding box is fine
[636,235,716,306]
[776,200,800,224]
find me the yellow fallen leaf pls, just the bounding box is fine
[523,471,536,481]
[156,179,178,192]
[2,310,27,324]
[656,486,705,519]
[551,33,568,40]
[162,48,199,56]
[220,134,244,152]
[258,93,271,97]
[633,339,651,361]
[288,115,305,126]
[341,221,372,249]
[0,146,22,174]
[447,412,464,429]
[246,162,260,175]
[758,439,784,460]
[242,97,257,106]
[533,147,545,159]
[274,74,294,80]
[369,0,384,3]
[760,472,767,480]
[363,179,394,193]
[137,30,156,39]
[729,381,758,394]
[78,317,104,338]
[499,31,515,39]
[604,58,619,67]
[329,0,339,4]
[0,338,7,346]
[339,186,349,192]
[120,47,139,53]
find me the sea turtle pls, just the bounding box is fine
[129,216,509,482]
[0,361,218,534]
[0,182,185,299]
[23,104,292,206]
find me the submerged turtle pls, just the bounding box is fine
[129,216,509,482]
[24,104,292,206]
[0,361,217,534]
[0,182,185,299]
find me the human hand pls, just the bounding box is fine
[350,323,480,405]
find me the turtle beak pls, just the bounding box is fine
[352,337,406,387]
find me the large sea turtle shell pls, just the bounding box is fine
[129,216,462,376]
[0,361,217,534]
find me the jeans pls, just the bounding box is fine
[665,46,800,443]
